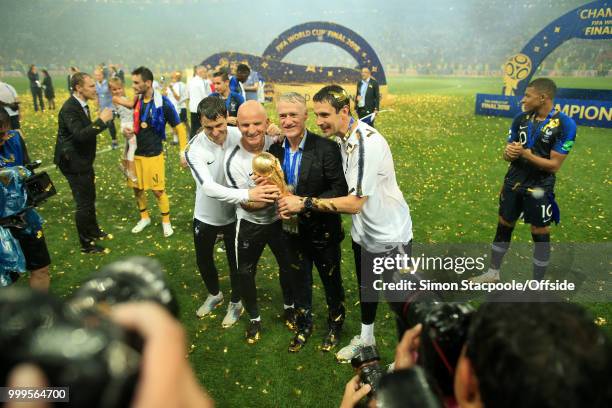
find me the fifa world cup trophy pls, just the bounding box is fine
[252,152,298,234]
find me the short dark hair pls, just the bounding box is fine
[527,78,557,99]
[0,109,10,128]
[236,64,250,75]
[131,66,154,83]
[466,297,611,408]
[197,96,227,121]
[70,72,91,93]
[313,85,351,113]
[212,70,229,81]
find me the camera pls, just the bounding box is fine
[401,301,475,397]
[24,161,56,207]
[0,257,177,407]
[70,256,179,318]
[376,367,443,408]
[0,163,56,221]
[351,345,386,395]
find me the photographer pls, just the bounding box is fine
[5,302,213,408]
[340,297,611,408]
[0,109,50,291]
[109,303,214,408]
[0,79,21,131]
[2,257,214,408]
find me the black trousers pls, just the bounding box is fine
[30,87,44,112]
[193,219,240,303]
[352,240,411,326]
[189,112,200,139]
[288,233,344,316]
[235,219,297,319]
[357,107,375,127]
[106,117,117,142]
[61,168,102,247]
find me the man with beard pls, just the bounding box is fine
[128,66,187,238]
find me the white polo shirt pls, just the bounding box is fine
[188,76,212,113]
[339,121,413,253]
[167,81,188,111]
[185,126,249,226]
[224,136,277,225]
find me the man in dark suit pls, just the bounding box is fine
[355,67,380,127]
[54,72,114,253]
[269,92,348,352]
[67,66,78,94]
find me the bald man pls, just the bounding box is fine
[223,101,298,344]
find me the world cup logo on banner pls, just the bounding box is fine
[503,53,532,96]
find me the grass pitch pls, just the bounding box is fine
[4,75,610,407]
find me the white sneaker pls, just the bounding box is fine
[131,218,151,233]
[336,335,375,363]
[470,269,501,283]
[196,293,224,317]
[162,222,174,237]
[222,301,244,328]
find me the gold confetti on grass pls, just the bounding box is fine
[12,78,610,407]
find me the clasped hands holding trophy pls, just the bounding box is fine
[251,152,300,233]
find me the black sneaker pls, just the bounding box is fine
[245,320,262,344]
[321,306,345,352]
[288,309,313,352]
[288,324,313,352]
[282,307,297,331]
[94,230,114,241]
[81,244,108,254]
[321,326,341,352]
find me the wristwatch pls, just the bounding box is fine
[303,197,313,211]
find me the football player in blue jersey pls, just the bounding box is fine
[472,78,577,283]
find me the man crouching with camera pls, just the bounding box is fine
[340,294,611,408]
[2,257,213,408]
[0,109,50,291]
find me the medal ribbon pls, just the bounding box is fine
[527,109,555,148]
[140,99,153,125]
[282,139,302,187]
[133,96,142,134]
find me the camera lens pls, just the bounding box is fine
[69,257,179,318]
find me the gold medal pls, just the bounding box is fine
[141,122,148,129]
